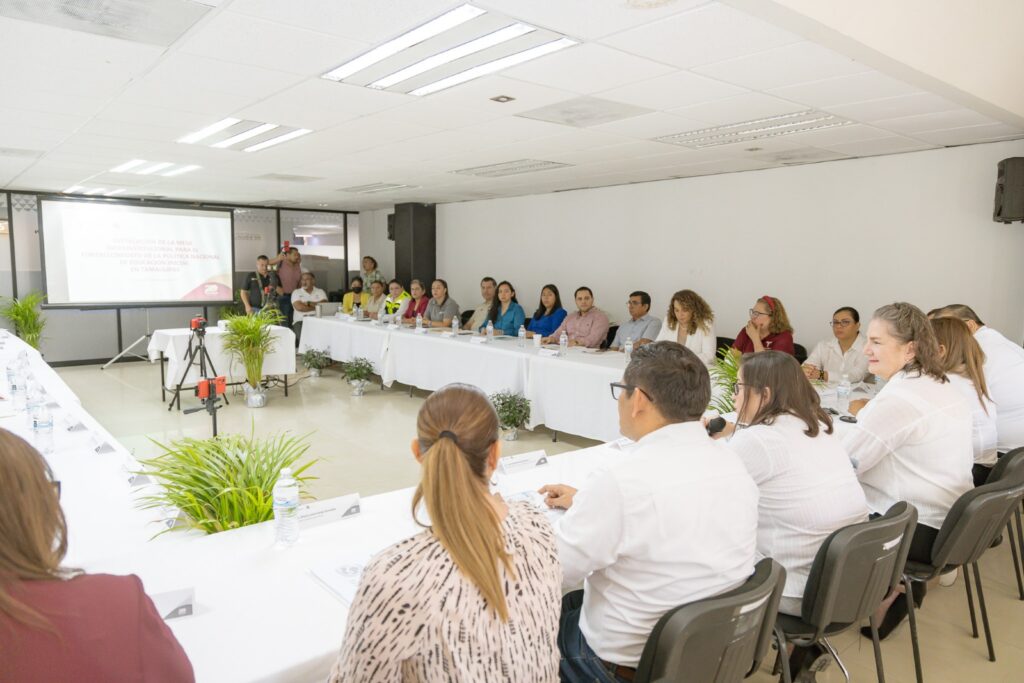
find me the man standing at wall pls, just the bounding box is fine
[240,255,278,315]
[270,247,302,327]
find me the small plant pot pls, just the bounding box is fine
[308,367,322,377]
[350,379,368,396]
[245,384,267,408]
[502,426,519,441]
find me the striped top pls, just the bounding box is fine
[329,501,562,683]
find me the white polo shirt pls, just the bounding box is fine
[290,286,327,324]
[974,325,1024,451]
[554,421,758,667]
[947,373,998,466]
[804,335,869,383]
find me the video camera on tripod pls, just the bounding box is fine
[190,316,207,332]
[185,375,227,437]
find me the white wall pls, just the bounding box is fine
[435,139,1024,350]
[357,209,395,280]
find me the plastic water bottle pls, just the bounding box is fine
[486,320,494,341]
[415,313,423,330]
[452,316,460,335]
[353,304,361,320]
[10,371,26,412]
[5,363,16,392]
[272,468,300,547]
[837,374,852,414]
[517,325,526,347]
[623,336,634,361]
[559,331,569,356]
[32,404,54,454]
[25,382,43,427]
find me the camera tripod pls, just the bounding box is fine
[167,324,230,411]
[184,377,225,437]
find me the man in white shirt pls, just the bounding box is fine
[929,304,1024,451]
[466,276,496,331]
[290,272,327,345]
[540,342,758,680]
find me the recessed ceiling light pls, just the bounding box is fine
[178,117,241,144]
[162,164,202,177]
[111,159,147,173]
[655,110,853,149]
[337,182,416,194]
[490,95,515,103]
[136,162,175,175]
[452,159,572,177]
[212,123,279,149]
[410,38,577,96]
[243,128,312,152]
[63,185,83,193]
[322,4,486,82]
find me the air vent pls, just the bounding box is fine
[452,159,572,178]
[253,174,323,183]
[654,110,853,149]
[517,97,651,128]
[337,182,416,194]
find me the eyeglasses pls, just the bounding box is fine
[732,382,746,396]
[626,300,644,307]
[830,319,855,327]
[610,382,653,402]
[749,309,771,318]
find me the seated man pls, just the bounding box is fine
[240,254,278,315]
[342,277,370,315]
[540,342,758,680]
[291,272,327,345]
[543,286,610,348]
[610,290,661,350]
[466,277,497,331]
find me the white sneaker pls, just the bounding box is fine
[939,567,958,587]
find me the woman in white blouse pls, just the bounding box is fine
[802,306,870,383]
[654,289,716,364]
[843,302,973,639]
[364,279,387,320]
[931,316,998,485]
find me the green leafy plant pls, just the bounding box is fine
[490,390,531,430]
[709,346,741,414]
[222,308,284,389]
[343,357,375,382]
[301,348,332,371]
[136,427,318,535]
[0,291,46,349]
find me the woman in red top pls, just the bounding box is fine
[0,431,194,682]
[402,278,431,323]
[732,295,796,355]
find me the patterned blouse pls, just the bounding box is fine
[329,502,562,682]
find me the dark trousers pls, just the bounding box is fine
[277,295,294,328]
[557,591,632,683]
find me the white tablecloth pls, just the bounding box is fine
[527,349,626,442]
[148,326,296,390]
[295,317,390,374]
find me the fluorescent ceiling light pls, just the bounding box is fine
[212,123,279,149]
[410,37,577,96]
[104,189,125,196]
[111,159,147,173]
[654,110,853,148]
[243,128,312,152]
[162,164,202,177]
[63,185,83,193]
[83,187,107,195]
[137,162,175,175]
[322,4,486,82]
[369,23,534,89]
[178,117,241,144]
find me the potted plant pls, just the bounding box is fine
[490,390,531,441]
[0,291,46,350]
[136,427,317,535]
[301,348,332,377]
[708,346,741,414]
[222,308,284,408]
[343,357,375,396]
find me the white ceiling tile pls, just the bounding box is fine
[501,43,674,95]
[911,123,1024,146]
[417,75,577,114]
[458,116,573,144]
[825,92,962,123]
[873,109,1002,135]
[545,140,680,166]
[179,10,370,76]
[372,99,504,130]
[816,136,939,156]
[596,70,746,111]
[600,3,801,69]
[590,112,708,139]
[767,71,922,109]
[671,92,806,126]
[237,79,409,130]
[693,42,871,91]
[782,123,893,147]
[672,158,779,176]
[93,102,214,131]
[0,126,70,149]
[473,0,705,40]
[0,107,89,133]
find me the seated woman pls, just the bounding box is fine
[932,316,998,486]
[401,279,430,323]
[0,432,194,682]
[732,295,795,355]
[328,384,562,682]
[654,289,716,364]
[365,279,388,320]
[542,286,609,348]
[802,306,869,383]
[480,280,525,335]
[423,279,460,328]
[526,284,567,339]
[843,303,973,639]
[718,352,867,617]
[341,277,370,314]
[382,279,411,322]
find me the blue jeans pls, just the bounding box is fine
[558,591,632,683]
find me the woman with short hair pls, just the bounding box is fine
[401,279,430,323]
[802,306,870,383]
[360,256,385,286]
[654,289,716,364]
[732,295,795,355]
[329,384,562,682]
[382,279,411,322]
[365,279,388,320]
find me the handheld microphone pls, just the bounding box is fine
[706,416,727,436]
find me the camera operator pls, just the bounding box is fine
[240,255,279,315]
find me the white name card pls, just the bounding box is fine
[388,323,399,330]
[151,587,196,621]
[413,327,428,334]
[441,332,454,338]
[500,450,548,474]
[470,336,488,344]
[298,493,360,529]
[538,348,560,357]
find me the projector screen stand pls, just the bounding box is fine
[102,309,151,370]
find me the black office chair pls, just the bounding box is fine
[523,317,532,329]
[459,309,474,328]
[983,448,1024,599]
[602,324,619,350]
[634,558,786,683]
[902,467,1024,683]
[716,337,734,354]
[793,343,808,364]
[775,501,918,683]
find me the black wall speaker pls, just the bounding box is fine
[994,157,1024,223]
[386,213,395,241]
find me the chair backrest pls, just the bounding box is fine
[602,324,619,350]
[932,466,1024,568]
[793,343,808,364]
[316,302,341,317]
[716,337,735,354]
[634,558,785,683]
[985,447,1024,484]
[800,502,918,634]
[460,309,474,327]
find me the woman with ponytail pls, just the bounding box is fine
[330,384,561,682]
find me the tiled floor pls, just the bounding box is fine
[57,360,1024,682]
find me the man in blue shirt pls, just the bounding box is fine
[611,291,661,350]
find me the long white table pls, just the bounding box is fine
[299,317,626,442]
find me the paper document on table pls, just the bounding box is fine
[499,450,548,474]
[506,489,565,524]
[310,555,371,606]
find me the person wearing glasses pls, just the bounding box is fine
[801,306,869,382]
[0,431,194,682]
[539,342,758,681]
[543,286,610,348]
[732,295,795,355]
[609,291,661,350]
[654,289,716,364]
[401,279,430,323]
